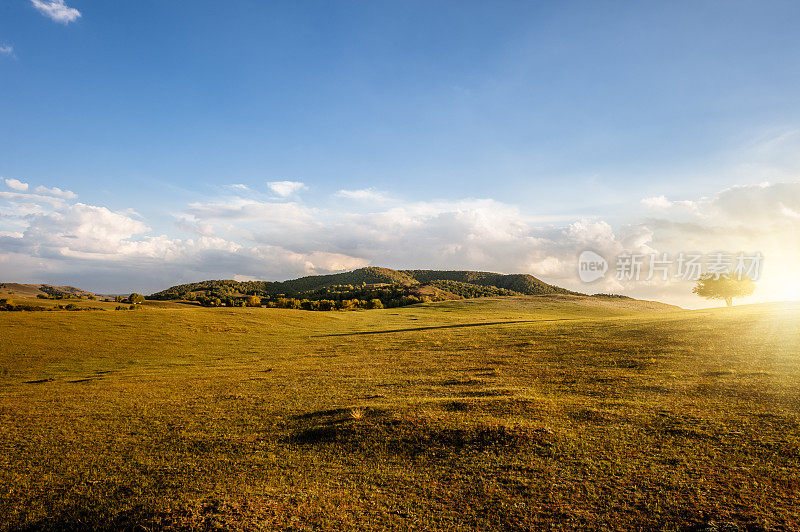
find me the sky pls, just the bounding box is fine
[2,0,800,307]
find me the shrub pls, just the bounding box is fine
[336,299,360,310]
[399,295,422,306]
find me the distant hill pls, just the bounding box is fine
[400,270,575,295]
[148,266,581,305]
[277,267,418,293]
[0,283,95,299]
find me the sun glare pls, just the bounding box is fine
[783,283,800,302]
[759,270,800,302]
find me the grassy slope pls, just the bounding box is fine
[0,296,798,530]
[0,283,95,299]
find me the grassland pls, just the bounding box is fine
[1,295,799,530]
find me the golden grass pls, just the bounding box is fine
[0,296,798,530]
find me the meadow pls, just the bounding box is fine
[1,295,799,530]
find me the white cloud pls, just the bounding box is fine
[335,188,388,202]
[34,185,77,199]
[225,184,250,192]
[4,178,29,192]
[30,0,81,24]
[22,203,151,254]
[267,180,307,197]
[2,178,799,306]
[641,195,671,209]
[0,45,13,56]
[174,216,215,237]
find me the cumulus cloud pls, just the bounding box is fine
[19,203,151,256]
[267,180,307,197]
[30,0,81,24]
[0,196,368,292]
[4,178,28,191]
[2,178,799,305]
[641,195,671,209]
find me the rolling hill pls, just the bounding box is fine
[147,266,582,303]
[0,282,95,299]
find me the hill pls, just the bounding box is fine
[0,282,95,299]
[400,269,577,295]
[148,266,581,307]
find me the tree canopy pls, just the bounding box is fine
[692,274,755,307]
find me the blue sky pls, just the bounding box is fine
[2,1,800,305]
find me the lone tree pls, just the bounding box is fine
[127,293,145,305]
[692,274,755,307]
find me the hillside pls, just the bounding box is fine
[401,269,579,295]
[148,266,580,305]
[0,282,95,299]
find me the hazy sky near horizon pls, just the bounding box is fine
[2,0,800,307]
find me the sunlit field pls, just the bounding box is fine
[1,296,799,530]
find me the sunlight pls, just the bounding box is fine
[758,281,800,303]
[783,282,800,301]
[759,260,800,302]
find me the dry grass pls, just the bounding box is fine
[0,296,799,530]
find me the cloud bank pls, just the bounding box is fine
[1,177,799,306]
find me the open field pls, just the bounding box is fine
[1,296,799,530]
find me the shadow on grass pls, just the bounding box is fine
[287,408,554,458]
[10,496,272,532]
[10,499,165,532]
[312,318,575,337]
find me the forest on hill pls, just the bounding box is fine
[147,267,581,309]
